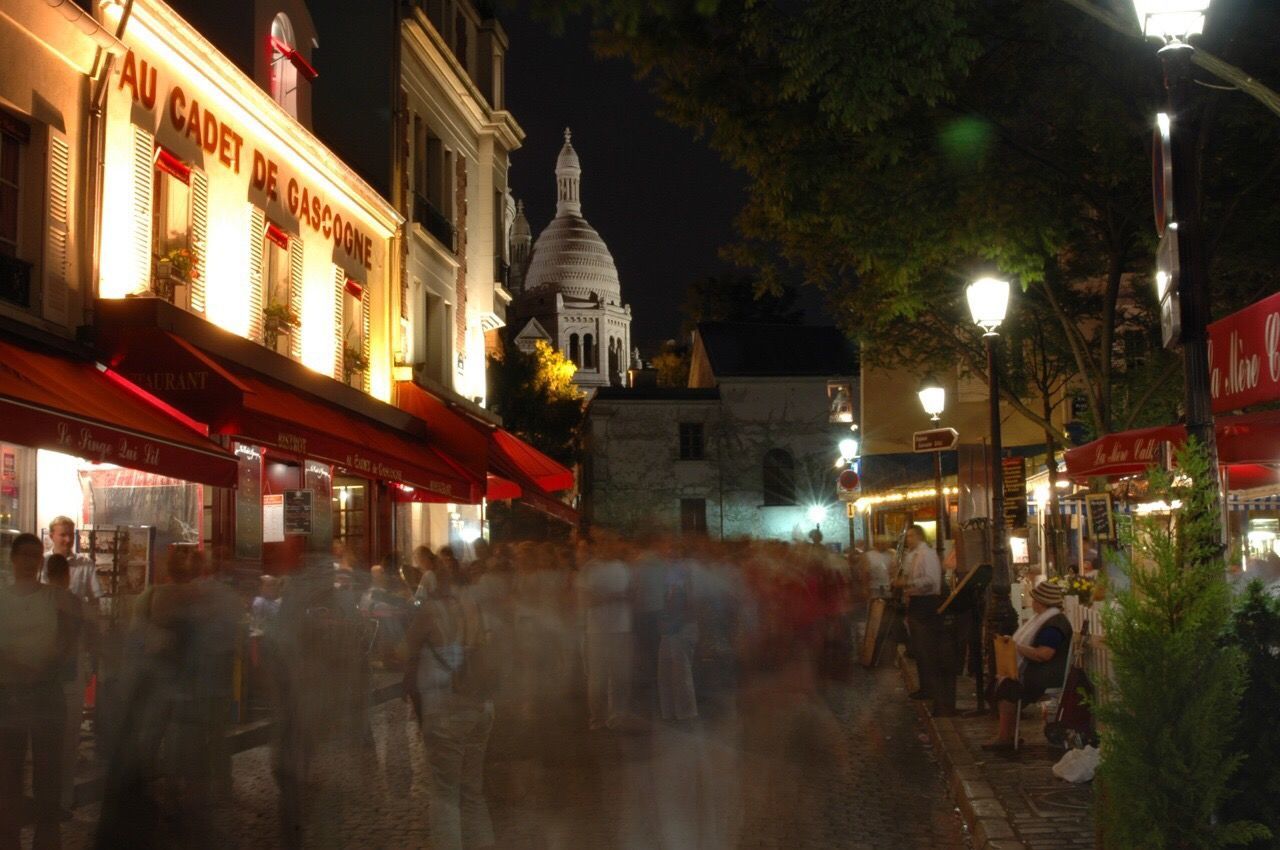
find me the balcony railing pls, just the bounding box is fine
[414,192,456,253]
[0,254,33,310]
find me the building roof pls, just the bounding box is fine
[695,322,858,378]
[592,387,720,402]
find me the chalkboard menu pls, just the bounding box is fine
[284,489,314,535]
[1002,456,1028,529]
[1086,493,1115,540]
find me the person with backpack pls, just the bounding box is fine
[404,556,495,850]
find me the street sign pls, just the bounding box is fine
[912,428,959,453]
[837,468,860,501]
[846,502,857,518]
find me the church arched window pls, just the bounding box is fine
[762,449,797,506]
[569,333,580,366]
[583,334,595,369]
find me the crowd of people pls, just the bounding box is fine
[6,515,1066,848]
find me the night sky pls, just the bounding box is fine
[500,9,747,351]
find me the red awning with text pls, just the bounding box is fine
[0,338,237,487]
[1065,410,1280,483]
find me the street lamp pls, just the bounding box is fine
[1132,0,1222,527]
[918,376,948,560]
[967,276,1017,636]
[918,377,945,423]
[838,437,859,464]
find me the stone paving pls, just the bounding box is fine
[901,657,1096,850]
[53,665,969,849]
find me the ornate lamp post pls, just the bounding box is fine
[918,377,947,560]
[967,277,1018,637]
[1134,0,1221,518]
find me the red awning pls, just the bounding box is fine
[490,428,574,493]
[1064,425,1184,481]
[100,331,478,501]
[224,371,477,502]
[1066,411,1280,484]
[0,338,237,487]
[394,380,576,511]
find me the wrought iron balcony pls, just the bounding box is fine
[413,192,456,253]
[0,254,32,309]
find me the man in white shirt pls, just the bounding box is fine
[45,516,101,605]
[895,525,949,714]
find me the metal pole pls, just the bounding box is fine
[986,333,1018,637]
[933,449,945,561]
[1160,41,1222,524]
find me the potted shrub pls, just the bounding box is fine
[154,246,199,302]
[262,302,300,351]
[343,345,369,385]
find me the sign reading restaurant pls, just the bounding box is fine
[116,50,376,270]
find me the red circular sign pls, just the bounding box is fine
[838,469,860,491]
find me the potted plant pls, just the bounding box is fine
[154,246,199,302]
[262,301,300,350]
[343,345,369,385]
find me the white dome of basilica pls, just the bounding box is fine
[521,129,622,304]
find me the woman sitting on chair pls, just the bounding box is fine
[984,581,1073,752]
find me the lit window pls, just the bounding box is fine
[0,127,19,258]
[341,277,369,388]
[152,148,194,308]
[270,14,298,118]
[262,223,294,356]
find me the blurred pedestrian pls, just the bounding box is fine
[43,554,90,816]
[0,533,70,850]
[657,556,698,721]
[44,517,100,606]
[576,542,637,731]
[404,556,495,850]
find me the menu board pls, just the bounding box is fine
[263,494,285,543]
[284,489,313,535]
[1086,493,1115,541]
[1002,456,1028,529]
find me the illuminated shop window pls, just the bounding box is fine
[270,14,298,118]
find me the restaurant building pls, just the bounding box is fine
[0,0,239,585]
[83,0,494,573]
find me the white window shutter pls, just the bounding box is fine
[248,207,265,342]
[333,265,345,381]
[42,129,70,325]
[361,289,371,393]
[289,240,304,360]
[189,170,208,315]
[131,127,154,294]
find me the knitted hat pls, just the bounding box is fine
[1031,581,1064,608]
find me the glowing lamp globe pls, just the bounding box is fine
[967,277,1010,334]
[1132,0,1212,39]
[839,438,859,462]
[807,504,828,524]
[918,377,945,421]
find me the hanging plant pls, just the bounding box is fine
[153,247,199,301]
[262,301,300,349]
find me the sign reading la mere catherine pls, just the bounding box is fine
[1208,291,1280,414]
[117,50,376,271]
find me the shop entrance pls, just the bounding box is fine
[333,475,369,568]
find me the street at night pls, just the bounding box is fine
[3,0,1280,848]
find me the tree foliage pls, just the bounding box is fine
[526,0,1280,440]
[487,339,586,465]
[1096,442,1265,849]
[679,272,801,337]
[1222,582,1280,846]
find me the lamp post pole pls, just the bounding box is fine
[933,450,945,562]
[985,333,1009,597]
[1160,41,1221,498]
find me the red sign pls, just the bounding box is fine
[913,428,959,452]
[837,469,860,491]
[1208,291,1280,414]
[1064,425,1182,481]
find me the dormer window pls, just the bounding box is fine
[268,14,317,118]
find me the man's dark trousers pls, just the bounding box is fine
[907,595,943,706]
[0,681,66,850]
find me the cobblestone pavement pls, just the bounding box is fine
[57,666,968,849]
[903,658,1095,850]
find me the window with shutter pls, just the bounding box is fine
[131,127,154,295]
[332,265,344,380]
[361,289,371,392]
[247,207,265,342]
[289,239,304,360]
[189,170,208,315]
[42,130,70,324]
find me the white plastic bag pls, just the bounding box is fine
[1052,745,1100,783]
